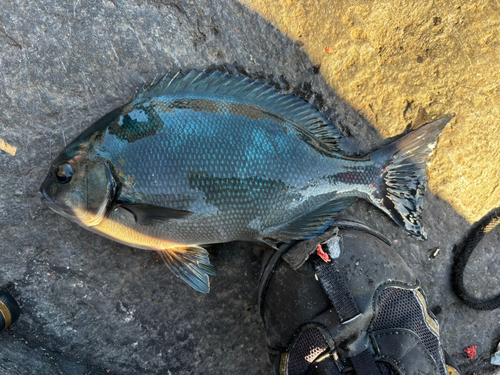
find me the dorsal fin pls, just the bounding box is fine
[135,71,344,152]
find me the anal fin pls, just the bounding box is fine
[157,246,218,293]
[262,197,357,244]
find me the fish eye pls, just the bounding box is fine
[55,163,73,184]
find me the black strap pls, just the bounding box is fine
[313,256,360,323]
[452,206,500,310]
[311,250,381,375]
[350,350,382,375]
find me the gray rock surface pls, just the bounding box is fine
[0,1,498,374]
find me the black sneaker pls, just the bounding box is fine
[259,220,460,375]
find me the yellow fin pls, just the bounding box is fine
[157,246,217,293]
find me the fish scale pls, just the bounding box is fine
[40,71,450,292]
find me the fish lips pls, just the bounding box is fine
[40,191,65,215]
[39,183,76,218]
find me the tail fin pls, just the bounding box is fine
[369,117,451,239]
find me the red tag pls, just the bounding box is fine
[464,345,477,360]
[316,244,331,262]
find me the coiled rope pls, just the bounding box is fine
[452,207,500,310]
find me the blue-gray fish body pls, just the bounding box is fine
[40,71,449,292]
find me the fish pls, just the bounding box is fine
[40,71,450,293]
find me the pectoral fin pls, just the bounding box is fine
[119,202,193,224]
[157,246,218,293]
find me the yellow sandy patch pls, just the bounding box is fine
[238,0,500,223]
[0,138,17,156]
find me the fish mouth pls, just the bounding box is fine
[40,188,53,204]
[39,187,75,218]
[40,189,60,214]
[40,188,57,210]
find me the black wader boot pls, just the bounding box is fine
[259,220,460,375]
